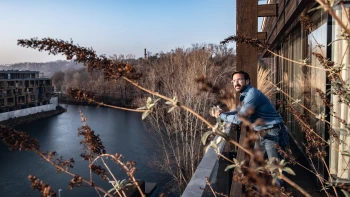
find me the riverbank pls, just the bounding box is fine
[59,92,145,107]
[0,105,67,128]
[60,97,141,108]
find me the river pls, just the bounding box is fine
[0,104,171,197]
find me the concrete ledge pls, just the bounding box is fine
[182,123,230,197]
[0,97,58,121]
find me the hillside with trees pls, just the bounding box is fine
[52,44,236,108]
[0,60,84,77]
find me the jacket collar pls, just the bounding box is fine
[240,84,253,98]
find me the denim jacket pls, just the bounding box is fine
[219,84,283,131]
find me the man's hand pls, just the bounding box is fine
[209,106,222,118]
[214,108,222,118]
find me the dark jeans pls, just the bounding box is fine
[255,125,289,160]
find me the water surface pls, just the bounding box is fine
[0,104,169,197]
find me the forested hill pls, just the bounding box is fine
[0,60,84,77]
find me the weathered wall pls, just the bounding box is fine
[0,97,58,121]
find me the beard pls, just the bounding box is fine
[235,84,246,92]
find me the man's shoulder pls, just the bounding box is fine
[246,85,261,94]
[245,86,267,99]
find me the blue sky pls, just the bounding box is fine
[0,0,239,64]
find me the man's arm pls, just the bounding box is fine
[214,107,240,123]
[219,109,241,124]
[218,90,260,124]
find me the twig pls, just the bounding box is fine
[122,76,254,157]
[94,187,103,197]
[90,155,132,197]
[123,76,317,197]
[280,174,312,197]
[268,81,350,150]
[100,157,123,197]
[266,49,329,71]
[37,151,114,197]
[205,177,217,197]
[307,154,331,197]
[315,0,350,36]
[97,153,146,197]
[95,101,147,112]
[341,3,350,27]
[319,153,338,197]
[217,152,234,164]
[200,187,228,197]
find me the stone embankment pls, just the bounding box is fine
[0,105,66,128]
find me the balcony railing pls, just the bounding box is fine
[182,123,231,197]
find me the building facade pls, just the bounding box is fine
[260,0,350,182]
[0,70,52,113]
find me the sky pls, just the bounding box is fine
[0,0,257,65]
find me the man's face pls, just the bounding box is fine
[231,73,249,93]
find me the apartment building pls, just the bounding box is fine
[0,70,52,113]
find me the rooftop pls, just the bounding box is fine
[0,70,39,74]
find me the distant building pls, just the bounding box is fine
[0,70,52,113]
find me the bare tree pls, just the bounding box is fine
[141,44,235,193]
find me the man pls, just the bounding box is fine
[216,71,288,160]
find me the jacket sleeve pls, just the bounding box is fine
[219,108,241,124]
[219,90,260,124]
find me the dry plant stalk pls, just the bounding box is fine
[217,5,350,196]
[224,2,350,196]
[0,124,114,197]
[16,37,314,197]
[257,66,277,100]
[7,2,350,196]
[140,47,232,193]
[212,3,350,196]
[0,115,146,197]
[69,88,147,112]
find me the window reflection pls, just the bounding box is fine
[261,8,328,178]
